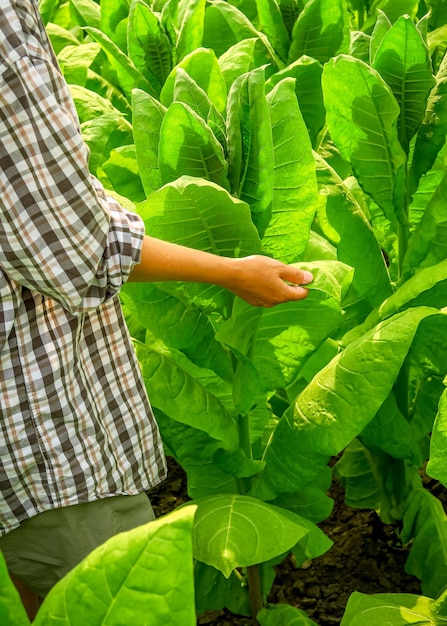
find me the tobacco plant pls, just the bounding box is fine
[3,0,447,623]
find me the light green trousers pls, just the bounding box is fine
[0,493,155,597]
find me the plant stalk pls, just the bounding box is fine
[237,413,263,625]
[247,565,263,625]
[397,222,408,283]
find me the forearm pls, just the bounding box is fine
[128,236,313,308]
[128,236,237,286]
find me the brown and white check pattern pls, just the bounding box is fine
[0,0,166,535]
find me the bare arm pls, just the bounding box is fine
[129,236,313,308]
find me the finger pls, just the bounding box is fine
[284,284,310,301]
[281,265,313,286]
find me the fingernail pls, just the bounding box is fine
[302,271,313,284]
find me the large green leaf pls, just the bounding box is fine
[135,341,238,447]
[334,438,411,524]
[288,0,350,64]
[202,0,280,65]
[427,0,447,29]
[98,145,145,202]
[191,494,310,577]
[266,56,325,147]
[151,408,238,500]
[121,282,233,380]
[251,306,438,499]
[219,38,275,90]
[216,260,352,410]
[427,387,447,486]
[176,0,206,61]
[161,48,227,115]
[278,0,300,36]
[171,68,227,149]
[360,393,421,464]
[159,102,229,188]
[84,26,157,98]
[100,0,129,51]
[372,15,435,151]
[70,0,101,28]
[323,55,407,228]
[405,313,447,447]
[34,507,197,626]
[410,53,447,190]
[255,0,291,62]
[57,42,101,78]
[400,488,447,597]
[171,67,215,121]
[271,479,334,524]
[355,260,447,336]
[369,9,391,64]
[315,152,392,307]
[364,0,419,29]
[341,591,446,626]
[127,0,173,96]
[132,88,166,196]
[80,113,133,175]
[226,67,274,235]
[136,176,262,314]
[69,83,120,123]
[258,604,319,625]
[39,0,58,25]
[350,31,371,63]
[407,140,447,231]
[194,561,251,617]
[0,552,30,626]
[263,78,318,262]
[46,22,82,53]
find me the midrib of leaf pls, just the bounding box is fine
[223,496,237,559]
[362,445,393,507]
[358,68,397,202]
[145,38,170,81]
[184,82,207,115]
[300,20,322,55]
[398,35,409,149]
[190,196,221,256]
[100,539,149,624]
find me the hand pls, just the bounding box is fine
[130,238,313,308]
[221,255,313,308]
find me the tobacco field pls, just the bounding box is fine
[3,0,447,623]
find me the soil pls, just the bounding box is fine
[147,456,437,626]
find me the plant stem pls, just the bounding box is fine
[237,413,263,624]
[247,565,263,625]
[397,222,408,282]
[237,412,253,496]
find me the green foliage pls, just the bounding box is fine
[341,588,447,625]
[0,507,197,625]
[0,552,30,626]
[38,0,447,622]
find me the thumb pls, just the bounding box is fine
[281,265,313,286]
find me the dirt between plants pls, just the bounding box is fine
[147,457,428,626]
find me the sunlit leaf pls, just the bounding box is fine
[34,507,197,626]
[159,102,229,188]
[191,494,310,577]
[322,55,407,227]
[263,78,317,262]
[288,0,350,64]
[128,0,173,95]
[372,15,435,151]
[340,591,441,625]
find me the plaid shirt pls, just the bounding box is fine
[0,0,166,535]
